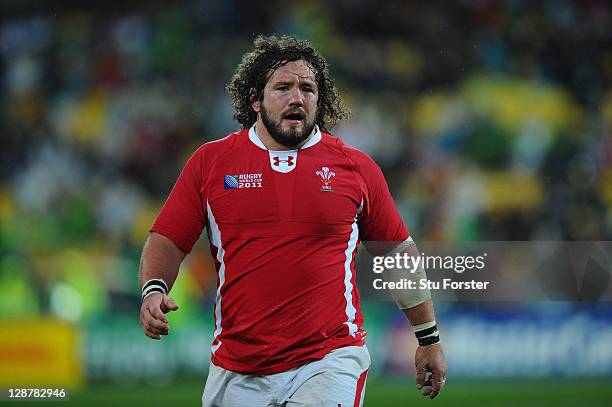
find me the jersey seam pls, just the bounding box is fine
[199,132,242,196]
[323,137,369,223]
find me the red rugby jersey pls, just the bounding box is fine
[151,126,409,374]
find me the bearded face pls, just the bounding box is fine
[257,60,318,148]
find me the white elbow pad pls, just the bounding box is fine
[382,236,431,309]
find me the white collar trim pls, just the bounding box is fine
[248,125,321,151]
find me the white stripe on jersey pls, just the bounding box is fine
[342,203,362,336]
[207,202,226,354]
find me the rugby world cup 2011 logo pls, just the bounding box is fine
[224,173,263,189]
[224,175,239,189]
[316,166,335,192]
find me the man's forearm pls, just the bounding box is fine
[381,238,438,330]
[139,232,186,290]
[402,299,435,326]
[381,237,431,309]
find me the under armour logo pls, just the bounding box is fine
[273,156,294,166]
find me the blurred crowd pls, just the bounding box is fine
[1,0,611,321]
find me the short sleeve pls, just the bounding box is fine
[357,156,410,248]
[150,147,206,254]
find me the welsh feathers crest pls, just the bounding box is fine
[316,166,335,192]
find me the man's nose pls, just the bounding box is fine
[288,87,304,106]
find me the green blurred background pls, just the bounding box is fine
[1,0,612,405]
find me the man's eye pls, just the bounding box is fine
[277,86,289,91]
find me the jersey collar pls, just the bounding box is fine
[248,125,321,151]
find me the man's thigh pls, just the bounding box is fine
[202,361,291,407]
[284,346,370,407]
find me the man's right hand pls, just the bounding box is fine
[140,293,180,340]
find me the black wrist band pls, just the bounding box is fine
[415,323,440,346]
[415,325,438,338]
[141,279,169,300]
[418,334,440,346]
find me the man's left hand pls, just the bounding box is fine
[415,343,447,399]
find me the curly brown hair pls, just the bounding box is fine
[226,35,350,133]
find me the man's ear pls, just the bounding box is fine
[250,88,260,113]
[252,99,261,113]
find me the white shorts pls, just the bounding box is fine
[202,345,371,407]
